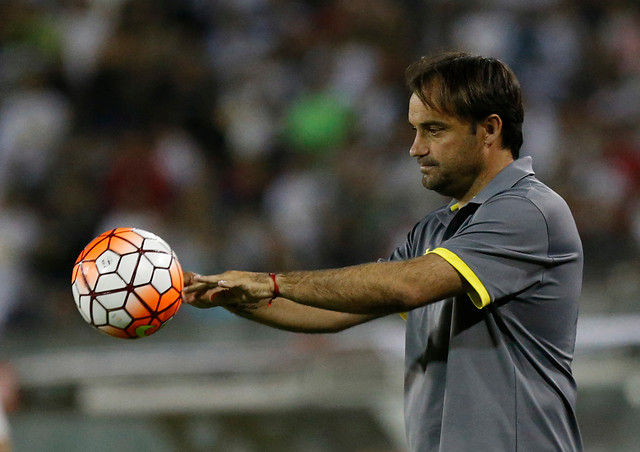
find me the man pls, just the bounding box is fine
[183,53,584,452]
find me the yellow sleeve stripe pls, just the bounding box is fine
[399,312,407,320]
[427,247,491,309]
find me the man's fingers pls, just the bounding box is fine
[194,275,223,284]
[217,280,231,289]
[182,271,200,286]
[182,281,218,293]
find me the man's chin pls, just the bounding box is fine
[421,176,438,191]
[422,177,450,196]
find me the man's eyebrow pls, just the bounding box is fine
[410,120,449,128]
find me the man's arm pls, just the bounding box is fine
[184,253,469,317]
[224,297,382,333]
[182,272,381,333]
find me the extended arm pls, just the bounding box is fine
[224,297,381,333]
[273,253,467,314]
[183,253,468,321]
[182,272,381,333]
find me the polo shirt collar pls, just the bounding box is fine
[437,157,535,222]
[454,156,535,209]
[470,156,534,205]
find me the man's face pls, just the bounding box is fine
[408,93,485,200]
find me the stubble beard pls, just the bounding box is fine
[421,171,447,194]
[421,168,467,199]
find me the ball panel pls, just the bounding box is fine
[75,235,104,264]
[132,256,154,286]
[95,273,127,293]
[108,236,139,255]
[151,268,172,294]
[78,295,92,323]
[98,229,117,238]
[127,317,163,338]
[108,308,132,329]
[132,229,158,240]
[145,251,172,269]
[157,311,173,324]
[96,250,120,274]
[91,301,108,326]
[125,289,155,319]
[133,285,161,311]
[96,291,127,310]
[71,280,81,305]
[125,292,151,317]
[98,325,131,339]
[80,261,100,291]
[154,236,172,252]
[81,236,111,262]
[74,269,90,295]
[71,263,80,284]
[157,301,180,323]
[114,229,145,248]
[141,238,171,254]
[133,324,155,338]
[169,257,184,290]
[157,288,181,312]
[117,253,139,284]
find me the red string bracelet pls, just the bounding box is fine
[268,273,279,306]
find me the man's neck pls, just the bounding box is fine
[456,153,514,206]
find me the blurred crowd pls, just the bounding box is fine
[0,0,639,334]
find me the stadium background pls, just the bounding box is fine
[0,0,639,450]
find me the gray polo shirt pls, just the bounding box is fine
[389,157,583,452]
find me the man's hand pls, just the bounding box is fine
[182,271,223,308]
[182,271,275,309]
[182,270,384,333]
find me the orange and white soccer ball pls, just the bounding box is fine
[71,228,183,339]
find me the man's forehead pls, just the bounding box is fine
[409,93,431,113]
[408,93,448,121]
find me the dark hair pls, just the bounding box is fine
[405,52,524,158]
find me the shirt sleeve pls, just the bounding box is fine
[434,195,553,309]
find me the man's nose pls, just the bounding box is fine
[410,136,428,157]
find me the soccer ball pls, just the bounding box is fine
[71,228,184,339]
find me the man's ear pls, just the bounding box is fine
[482,114,503,147]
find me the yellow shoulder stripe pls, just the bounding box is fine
[427,247,491,309]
